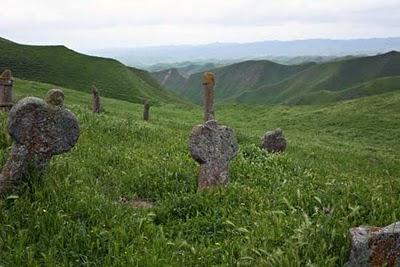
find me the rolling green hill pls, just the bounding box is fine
[236,51,400,104]
[152,51,400,105]
[155,60,315,104]
[0,37,182,104]
[0,78,399,266]
[150,68,187,93]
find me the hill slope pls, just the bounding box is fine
[236,51,400,104]
[0,78,399,266]
[0,37,181,104]
[150,68,187,93]
[155,60,314,104]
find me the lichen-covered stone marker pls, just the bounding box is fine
[0,89,80,195]
[0,69,14,111]
[261,128,287,153]
[347,222,400,267]
[143,99,150,121]
[92,86,101,113]
[189,72,238,189]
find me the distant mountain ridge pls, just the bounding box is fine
[92,37,400,66]
[0,37,182,104]
[151,51,400,105]
[238,51,400,105]
[181,60,315,104]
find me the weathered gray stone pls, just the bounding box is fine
[189,120,238,188]
[0,89,80,195]
[261,128,287,153]
[143,99,150,121]
[92,86,101,113]
[347,222,400,267]
[0,69,13,111]
[189,72,238,189]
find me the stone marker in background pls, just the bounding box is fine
[0,89,80,195]
[0,69,14,111]
[92,85,101,113]
[143,99,150,121]
[261,128,287,153]
[189,72,238,189]
[347,222,400,266]
[202,72,215,122]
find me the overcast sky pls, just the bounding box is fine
[1,0,399,51]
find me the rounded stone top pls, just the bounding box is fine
[46,89,64,106]
[189,120,238,164]
[203,72,215,86]
[8,92,79,156]
[0,69,12,82]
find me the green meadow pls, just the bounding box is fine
[0,79,399,266]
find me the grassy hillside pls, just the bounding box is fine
[0,37,181,104]
[0,79,399,266]
[150,68,187,93]
[287,76,400,105]
[236,51,400,104]
[152,52,400,105]
[173,60,315,104]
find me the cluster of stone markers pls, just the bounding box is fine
[91,84,151,121]
[0,69,399,265]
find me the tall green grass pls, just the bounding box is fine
[0,79,399,266]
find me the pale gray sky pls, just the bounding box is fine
[1,0,399,50]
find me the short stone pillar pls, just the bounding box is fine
[0,69,14,111]
[261,128,287,153]
[347,222,400,266]
[202,72,215,122]
[0,89,80,195]
[92,86,101,113]
[143,99,150,121]
[189,72,238,189]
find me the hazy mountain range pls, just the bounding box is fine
[90,37,400,66]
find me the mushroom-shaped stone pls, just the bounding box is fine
[189,120,238,188]
[0,89,80,195]
[261,128,287,153]
[347,222,400,267]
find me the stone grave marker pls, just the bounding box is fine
[0,89,80,195]
[92,86,101,113]
[189,72,238,189]
[0,69,14,111]
[143,99,150,121]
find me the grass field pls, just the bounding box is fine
[0,79,399,266]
